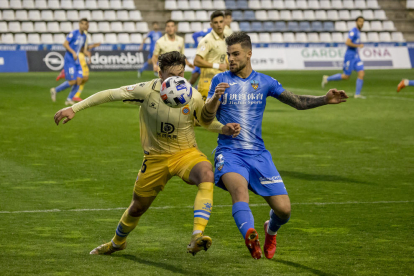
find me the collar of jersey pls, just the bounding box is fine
[211,30,224,40]
[153,79,161,92]
[229,70,256,82]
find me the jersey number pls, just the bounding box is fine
[141,160,147,173]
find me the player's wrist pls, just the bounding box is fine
[212,63,219,70]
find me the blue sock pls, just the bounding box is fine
[139,61,149,73]
[268,209,290,234]
[55,81,70,93]
[67,84,79,100]
[408,80,414,86]
[232,202,254,238]
[327,73,342,81]
[355,78,363,95]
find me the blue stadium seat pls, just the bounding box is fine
[237,0,249,9]
[225,0,237,10]
[244,10,256,21]
[287,21,299,32]
[300,21,311,32]
[251,22,263,32]
[323,21,335,32]
[311,21,323,32]
[275,21,287,32]
[239,22,251,32]
[232,10,243,21]
[263,21,275,32]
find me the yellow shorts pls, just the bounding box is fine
[134,147,211,197]
[79,53,89,76]
[197,77,211,102]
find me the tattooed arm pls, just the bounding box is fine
[277,89,348,110]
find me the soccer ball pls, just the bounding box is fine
[160,76,193,108]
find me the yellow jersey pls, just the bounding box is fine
[71,79,223,155]
[153,34,185,56]
[196,30,227,97]
[223,25,233,37]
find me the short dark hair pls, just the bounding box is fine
[210,10,224,22]
[166,19,175,25]
[225,31,252,50]
[224,10,232,17]
[158,51,186,72]
[356,16,364,21]
[152,22,158,25]
[79,18,88,23]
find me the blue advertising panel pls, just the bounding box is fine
[0,51,28,72]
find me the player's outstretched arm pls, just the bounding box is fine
[54,107,75,125]
[201,82,229,124]
[277,89,348,110]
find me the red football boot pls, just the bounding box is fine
[56,69,65,81]
[263,220,277,259]
[72,97,83,102]
[397,80,406,93]
[245,228,262,259]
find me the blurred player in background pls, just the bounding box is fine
[54,51,241,256]
[194,11,228,101]
[188,27,212,85]
[223,10,233,37]
[322,16,365,99]
[152,20,194,74]
[397,79,414,92]
[202,32,348,260]
[137,22,162,78]
[50,18,88,105]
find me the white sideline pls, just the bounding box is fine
[0,200,412,214]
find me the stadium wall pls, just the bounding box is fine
[0,43,412,73]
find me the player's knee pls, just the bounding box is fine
[358,71,365,79]
[277,206,291,220]
[342,74,350,80]
[199,169,214,183]
[68,80,77,86]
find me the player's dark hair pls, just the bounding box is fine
[166,19,176,25]
[210,10,224,21]
[152,22,158,25]
[158,51,186,72]
[79,18,88,23]
[225,31,252,50]
[356,16,364,21]
[224,10,232,17]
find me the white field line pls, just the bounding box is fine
[0,200,413,214]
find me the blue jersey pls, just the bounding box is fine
[147,31,162,53]
[208,70,285,151]
[192,28,212,47]
[64,29,86,65]
[346,27,361,56]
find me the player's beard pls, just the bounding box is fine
[230,60,247,74]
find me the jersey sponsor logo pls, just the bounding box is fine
[259,176,283,185]
[229,82,237,86]
[161,122,175,134]
[149,102,157,109]
[126,85,136,91]
[250,80,259,90]
[182,105,190,115]
[216,154,224,171]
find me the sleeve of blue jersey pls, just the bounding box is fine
[207,74,221,101]
[267,77,285,99]
[66,31,74,43]
[348,28,355,40]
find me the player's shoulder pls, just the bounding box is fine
[255,72,281,86]
[176,35,184,42]
[212,71,230,82]
[124,79,158,93]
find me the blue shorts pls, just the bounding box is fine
[343,54,364,76]
[64,57,83,81]
[192,66,201,74]
[214,149,288,197]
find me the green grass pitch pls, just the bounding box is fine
[0,69,413,275]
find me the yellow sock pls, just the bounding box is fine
[112,208,141,246]
[193,182,214,234]
[74,84,84,98]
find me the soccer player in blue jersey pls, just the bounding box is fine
[50,18,88,105]
[322,16,365,99]
[188,27,212,85]
[138,22,162,78]
[201,32,348,259]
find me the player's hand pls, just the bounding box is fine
[72,52,78,60]
[54,107,75,125]
[219,63,227,71]
[222,123,241,138]
[358,44,364,48]
[325,88,348,104]
[188,63,195,69]
[213,83,230,100]
[153,64,159,73]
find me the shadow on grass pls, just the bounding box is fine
[276,259,336,276]
[279,170,373,185]
[113,254,210,276]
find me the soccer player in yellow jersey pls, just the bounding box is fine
[223,10,234,37]
[152,20,194,74]
[194,11,228,101]
[54,51,241,256]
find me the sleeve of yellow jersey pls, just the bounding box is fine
[195,38,211,59]
[71,81,152,113]
[181,37,185,54]
[193,89,224,133]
